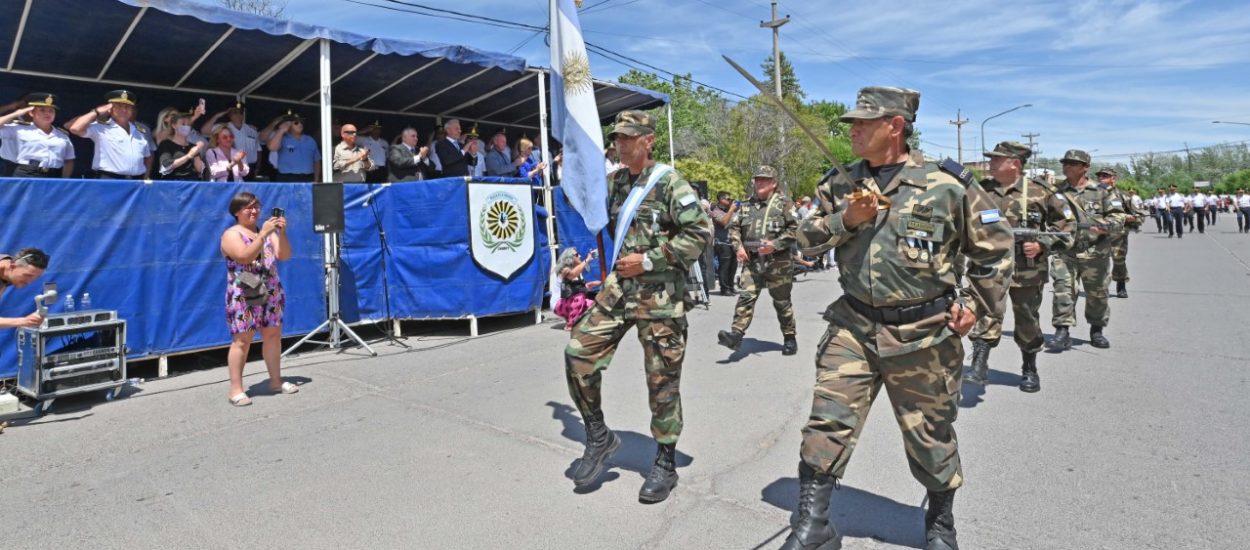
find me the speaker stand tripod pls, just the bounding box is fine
[362,183,409,348]
[282,233,376,357]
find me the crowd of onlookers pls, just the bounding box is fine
[0,90,561,185]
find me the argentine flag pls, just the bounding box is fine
[549,0,608,232]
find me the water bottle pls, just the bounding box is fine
[64,294,75,312]
[81,292,92,310]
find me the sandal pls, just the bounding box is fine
[270,381,299,394]
[229,393,252,407]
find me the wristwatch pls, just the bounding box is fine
[642,254,654,272]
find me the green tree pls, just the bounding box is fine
[675,158,746,200]
[761,51,804,102]
[615,70,725,162]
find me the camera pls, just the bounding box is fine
[271,207,285,218]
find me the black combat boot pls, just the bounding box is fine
[924,489,959,550]
[1116,281,1128,298]
[780,462,841,550]
[572,415,620,487]
[1019,351,1040,393]
[1090,326,1110,349]
[638,443,679,503]
[963,340,990,384]
[782,335,798,356]
[1048,327,1071,351]
[718,329,744,351]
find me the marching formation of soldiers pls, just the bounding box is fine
[561,83,1145,550]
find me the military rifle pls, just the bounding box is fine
[1012,228,1071,268]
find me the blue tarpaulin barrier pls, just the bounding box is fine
[0,178,552,379]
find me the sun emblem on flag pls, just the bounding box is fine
[562,51,593,96]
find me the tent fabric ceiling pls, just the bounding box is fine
[0,0,667,130]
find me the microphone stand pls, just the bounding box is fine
[363,183,410,348]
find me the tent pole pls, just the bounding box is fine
[318,38,333,184]
[667,102,675,165]
[536,71,559,290]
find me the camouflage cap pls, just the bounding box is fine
[840,86,921,122]
[752,165,778,180]
[607,110,655,139]
[983,141,1031,162]
[1060,149,1091,165]
[1095,166,1117,177]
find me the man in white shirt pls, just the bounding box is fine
[66,89,152,179]
[357,121,390,182]
[1166,186,1189,238]
[1206,193,1219,226]
[1236,189,1250,233]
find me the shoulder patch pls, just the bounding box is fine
[939,158,976,186]
[979,209,1002,224]
[678,193,697,207]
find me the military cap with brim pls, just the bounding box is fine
[228,101,246,112]
[1061,149,1091,165]
[608,110,656,139]
[106,89,136,106]
[280,110,305,122]
[25,93,59,110]
[1095,167,1117,176]
[840,86,920,122]
[753,165,778,179]
[984,141,1031,162]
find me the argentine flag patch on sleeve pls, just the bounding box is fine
[979,209,1002,224]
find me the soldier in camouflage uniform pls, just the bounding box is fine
[1048,150,1127,351]
[965,142,1074,393]
[1096,167,1138,298]
[716,165,800,355]
[563,111,711,504]
[781,87,1013,550]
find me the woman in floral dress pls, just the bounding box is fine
[220,192,295,406]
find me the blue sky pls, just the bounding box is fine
[280,0,1250,164]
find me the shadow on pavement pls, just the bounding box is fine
[716,338,785,364]
[959,368,1021,408]
[246,374,313,397]
[547,401,694,494]
[760,476,926,549]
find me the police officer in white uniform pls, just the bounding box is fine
[1165,186,1188,239]
[1236,189,1250,233]
[0,93,75,178]
[66,90,152,179]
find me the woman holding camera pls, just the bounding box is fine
[220,192,295,407]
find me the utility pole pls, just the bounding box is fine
[948,109,969,164]
[1022,132,1040,159]
[761,1,790,192]
[761,1,790,99]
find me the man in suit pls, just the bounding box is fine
[433,119,478,177]
[387,127,436,182]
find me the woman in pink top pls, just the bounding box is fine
[206,124,250,182]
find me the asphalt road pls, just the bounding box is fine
[2,223,1248,550]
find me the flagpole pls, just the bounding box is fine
[537,70,559,284]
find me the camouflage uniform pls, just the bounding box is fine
[564,161,711,445]
[1100,170,1138,286]
[1051,152,1127,331]
[797,151,1013,490]
[969,143,1074,353]
[728,167,799,338]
